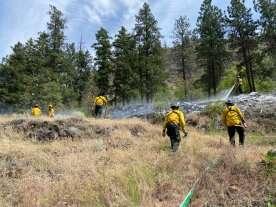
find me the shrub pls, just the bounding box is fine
[204,101,224,119]
[255,78,276,93]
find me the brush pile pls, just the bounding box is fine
[1,117,146,141]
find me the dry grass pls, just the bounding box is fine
[0,115,275,207]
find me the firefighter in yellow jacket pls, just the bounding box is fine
[48,105,55,118]
[236,75,243,94]
[162,102,188,152]
[222,99,247,146]
[94,95,108,118]
[31,104,42,117]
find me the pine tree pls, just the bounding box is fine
[0,5,92,110]
[23,38,42,106]
[172,16,191,97]
[47,5,80,106]
[61,43,79,106]
[75,49,93,104]
[34,32,64,106]
[196,0,227,96]
[113,27,137,105]
[92,27,112,95]
[47,5,66,83]
[0,42,29,107]
[227,0,258,92]
[47,5,65,53]
[134,3,165,102]
[254,0,276,56]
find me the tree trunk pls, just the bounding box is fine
[181,55,187,97]
[242,45,253,92]
[249,62,256,92]
[138,51,144,101]
[207,61,211,97]
[211,59,217,95]
[180,40,188,98]
[247,49,256,92]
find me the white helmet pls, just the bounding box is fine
[171,102,180,108]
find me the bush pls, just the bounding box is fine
[204,101,224,119]
[259,150,276,176]
[218,64,237,91]
[202,101,225,131]
[255,78,276,92]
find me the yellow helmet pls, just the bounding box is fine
[34,104,39,107]
[48,104,53,108]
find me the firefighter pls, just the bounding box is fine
[48,104,55,118]
[162,102,188,152]
[236,75,243,94]
[94,95,108,118]
[222,99,248,146]
[31,104,42,117]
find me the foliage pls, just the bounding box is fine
[254,0,276,56]
[255,78,276,92]
[0,2,276,111]
[204,101,225,119]
[259,149,276,175]
[218,64,237,91]
[92,28,113,95]
[0,6,94,111]
[134,3,165,102]
[172,16,192,97]
[113,27,137,105]
[75,50,93,104]
[196,0,228,96]
[226,0,258,92]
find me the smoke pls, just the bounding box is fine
[0,103,16,115]
[109,86,238,119]
[0,86,237,119]
[193,85,236,105]
[55,110,86,119]
[110,102,155,119]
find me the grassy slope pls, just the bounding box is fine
[0,116,275,207]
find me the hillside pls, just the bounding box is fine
[0,116,275,207]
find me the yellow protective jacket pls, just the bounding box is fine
[163,109,186,132]
[48,108,55,118]
[95,96,108,106]
[222,105,245,127]
[31,107,41,117]
[238,78,243,85]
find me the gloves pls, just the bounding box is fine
[243,123,248,128]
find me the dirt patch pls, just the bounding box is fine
[152,182,176,202]
[90,125,115,137]
[129,125,146,137]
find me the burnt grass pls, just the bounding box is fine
[2,118,146,142]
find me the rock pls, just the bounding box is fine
[249,92,260,96]
[94,126,115,136]
[66,127,82,138]
[186,112,200,126]
[129,125,145,137]
[198,116,211,130]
